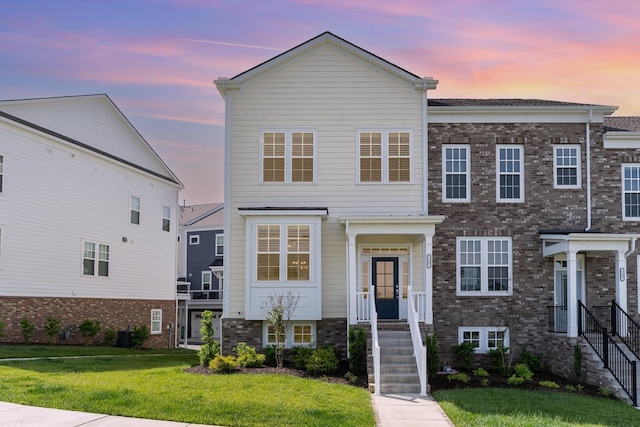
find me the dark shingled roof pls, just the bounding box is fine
[604,117,640,132]
[428,99,604,107]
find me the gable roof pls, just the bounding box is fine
[429,99,609,108]
[604,116,640,132]
[0,94,182,187]
[215,31,438,97]
[179,203,224,227]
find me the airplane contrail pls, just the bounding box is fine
[180,38,285,51]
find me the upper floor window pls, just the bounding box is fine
[0,155,4,193]
[189,234,200,245]
[215,234,224,256]
[457,237,511,296]
[150,309,162,334]
[261,131,316,183]
[130,196,140,224]
[442,145,470,202]
[623,164,640,220]
[162,206,171,232]
[202,271,212,290]
[256,223,311,282]
[83,241,109,277]
[358,131,411,183]
[496,145,524,202]
[554,145,581,189]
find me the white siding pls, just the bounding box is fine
[0,96,173,179]
[0,114,179,300]
[226,44,427,318]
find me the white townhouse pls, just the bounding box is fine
[0,94,183,348]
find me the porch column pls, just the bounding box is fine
[347,233,358,325]
[615,249,628,313]
[567,250,579,337]
[424,235,433,324]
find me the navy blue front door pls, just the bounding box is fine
[372,257,399,319]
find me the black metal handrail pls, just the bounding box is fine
[547,305,567,333]
[579,301,637,406]
[611,300,640,361]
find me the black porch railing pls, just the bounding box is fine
[547,305,567,333]
[579,301,637,406]
[611,300,640,361]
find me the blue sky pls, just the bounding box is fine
[2,0,639,204]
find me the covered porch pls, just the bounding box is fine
[540,232,639,337]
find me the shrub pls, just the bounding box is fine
[598,387,612,398]
[520,345,542,372]
[78,319,101,345]
[306,347,339,375]
[234,342,265,368]
[481,378,490,386]
[507,374,525,386]
[573,342,583,383]
[103,328,117,346]
[453,342,476,371]
[425,333,441,381]
[20,317,35,344]
[344,371,358,385]
[348,327,367,374]
[513,363,533,381]
[292,346,313,370]
[447,373,470,383]
[43,317,62,346]
[488,343,511,377]
[131,325,149,348]
[565,384,576,392]
[199,341,221,367]
[263,345,276,365]
[473,367,489,378]
[209,354,238,374]
[540,380,560,389]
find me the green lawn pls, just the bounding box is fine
[0,346,374,427]
[434,388,640,427]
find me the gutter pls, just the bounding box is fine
[585,109,592,231]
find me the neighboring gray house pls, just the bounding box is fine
[177,203,224,344]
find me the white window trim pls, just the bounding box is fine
[456,236,512,296]
[553,144,581,189]
[130,195,141,225]
[0,154,4,194]
[189,234,200,245]
[458,326,510,354]
[150,309,162,334]
[622,163,640,221]
[259,130,317,184]
[202,271,212,290]
[496,144,525,203]
[162,205,171,232]
[442,144,471,202]
[215,234,224,256]
[356,129,414,184]
[82,240,110,277]
[263,321,316,348]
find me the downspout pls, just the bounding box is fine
[421,83,428,216]
[626,237,636,258]
[585,109,593,231]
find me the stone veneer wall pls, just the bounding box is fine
[317,318,348,359]
[0,296,176,348]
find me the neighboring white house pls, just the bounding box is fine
[0,94,183,347]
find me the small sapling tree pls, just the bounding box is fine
[263,292,300,368]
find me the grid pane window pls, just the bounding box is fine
[359,132,382,182]
[98,244,109,276]
[293,325,312,344]
[458,237,511,294]
[151,309,162,334]
[215,234,224,256]
[83,242,109,277]
[130,196,140,224]
[0,155,3,193]
[292,132,314,182]
[497,146,524,202]
[263,132,286,182]
[388,132,411,182]
[623,165,640,219]
[462,331,480,348]
[443,146,469,201]
[487,330,506,349]
[83,242,95,275]
[257,225,280,281]
[554,146,580,188]
[287,225,310,281]
[460,327,510,353]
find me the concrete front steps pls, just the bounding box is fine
[368,323,424,394]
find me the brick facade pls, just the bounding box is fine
[428,122,640,365]
[0,297,176,348]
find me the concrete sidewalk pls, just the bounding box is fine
[371,393,454,427]
[0,401,220,427]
